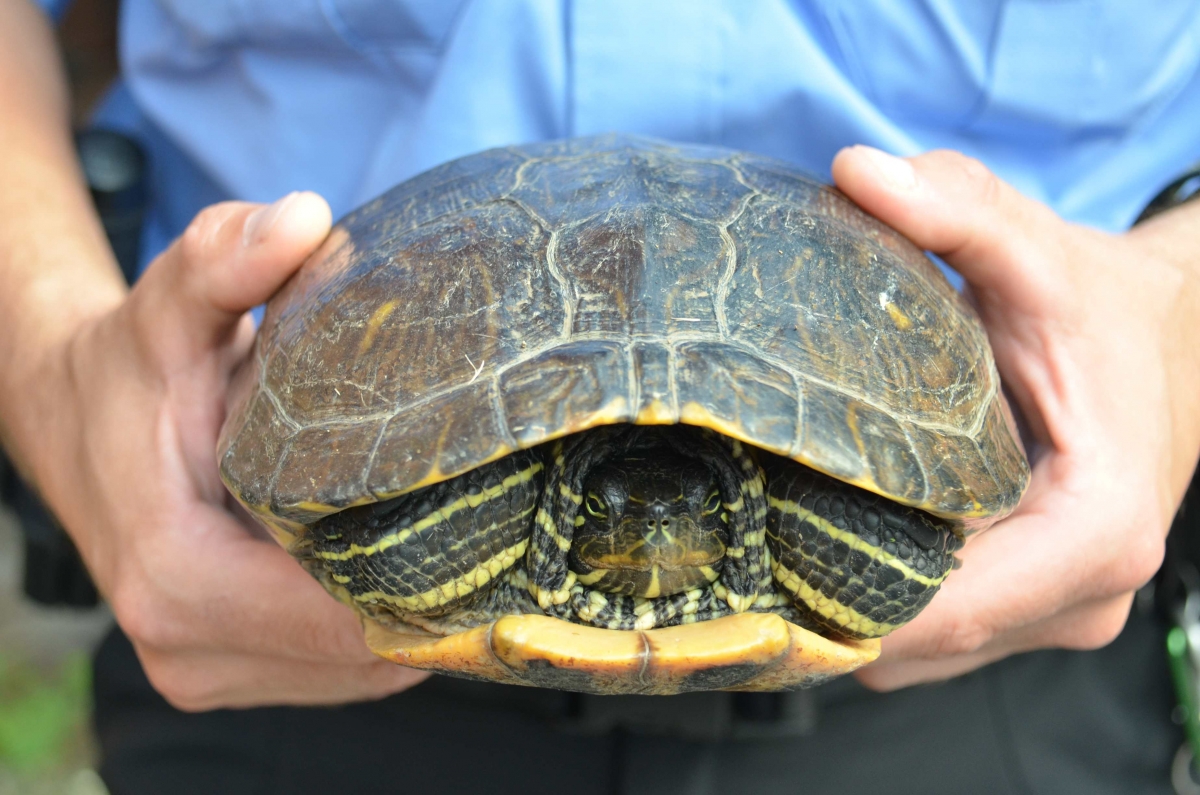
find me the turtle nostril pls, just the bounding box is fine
[662,518,670,528]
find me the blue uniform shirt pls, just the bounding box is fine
[43,1,1200,268]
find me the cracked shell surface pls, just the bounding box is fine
[218,133,1028,531]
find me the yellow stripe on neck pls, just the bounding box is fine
[767,497,947,588]
[313,462,543,561]
[351,538,529,611]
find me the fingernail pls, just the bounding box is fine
[856,146,917,192]
[243,192,299,247]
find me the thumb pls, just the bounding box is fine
[135,192,332,361]
[831,147,1071,309]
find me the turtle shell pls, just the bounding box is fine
[217,134,1028,692]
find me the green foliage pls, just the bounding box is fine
[0,653,91,773]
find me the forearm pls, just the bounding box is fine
[0,0,126,475]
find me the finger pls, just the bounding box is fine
[134,192,332,361]
[855,592,1134,691]
[831,146,1077,306]
[114,500,393,664]
[135,645,428,711]
[856,472,1158,670]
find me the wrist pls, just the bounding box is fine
[0,242,125,482]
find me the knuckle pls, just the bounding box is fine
[926,615,993,658]
[958,155,1002,205]
[177,202,240,266]
[1099,516,1166,594]
[1122,534,1166,591]
[110,584,182,651]
[1062,603,1131,652]
[926,149,1002,205]
[141,660,221,713]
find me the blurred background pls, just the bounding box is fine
[0,496,110,794]
[1,1,119,792]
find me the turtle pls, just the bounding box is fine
[217,134,1029,695]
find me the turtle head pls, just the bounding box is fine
[568,450,728,598]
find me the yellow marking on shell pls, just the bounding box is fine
[292,501,341,516]
[313,463,542,561]
[767,497,948,588]
[635,399,678,425]
[370,441,516,501]
[772,561,898,637]
[363,612,881,693]
[678,402,777,458]
[351,539,528,612]
[357,299,398,356]
[537,509,572,552]
[883,300,913,331]
[585,396,632,428]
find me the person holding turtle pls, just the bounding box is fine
[0,1,1197,793]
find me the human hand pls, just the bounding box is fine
[6,194,428,709]
[831,147,1200,689]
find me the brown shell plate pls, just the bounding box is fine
[365,612,879,695]
[219,134,1027,535]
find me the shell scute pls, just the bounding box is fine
[725,195,993,431]
[222,134,1028,534]
[262,203,560,430]
[498,340,632,448]
[674,341,799,456]
[368,381,510,501]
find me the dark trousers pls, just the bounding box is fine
[94,604,1180,795]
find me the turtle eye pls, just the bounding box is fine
[585,493,607,519]
[702,489,721,516]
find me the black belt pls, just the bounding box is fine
[417,674,821,741]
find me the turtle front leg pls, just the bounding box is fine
[297,450,544,634]
[763,458,961,640]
